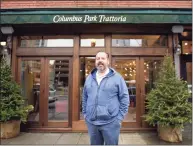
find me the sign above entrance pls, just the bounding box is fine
[1,9,192,24]
[53,15,127,23]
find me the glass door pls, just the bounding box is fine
[18,57,44,127]
[44,57,72,128]
[112,57,163,128]
[142,57,163,127]
[18,57,72,128]
[180,55,192,102]
[112,57,140,127]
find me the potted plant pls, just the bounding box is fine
[0,58,33,139]
[143,55,192,142]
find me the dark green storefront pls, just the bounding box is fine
[1,9,192,24]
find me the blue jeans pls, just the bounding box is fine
[86,119,121,145]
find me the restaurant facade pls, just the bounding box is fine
[0,1,192,132]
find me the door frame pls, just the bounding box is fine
[112,57,141,128]
[44,57,72,128]
[140,57,163,127]
[17,57,44,127]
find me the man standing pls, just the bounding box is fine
[82,51,130,145]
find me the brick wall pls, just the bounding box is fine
[1,0,192,9]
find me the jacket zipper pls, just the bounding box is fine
[94,77,107,120]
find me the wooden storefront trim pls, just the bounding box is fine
[79,47,105,56]
[16,47,73,56]
[140,57,148,128]
[112,47,168,56]
[13,31,176,132]
[105,34,112,65]
[168,35,173,56]
[72,35,80,122]
[11,36,17,79]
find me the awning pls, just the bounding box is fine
[1,9,192,24]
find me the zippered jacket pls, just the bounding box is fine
[82,68,130,125]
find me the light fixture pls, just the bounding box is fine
[49,60,55,65]
[0,41,6,46]
[172,25,184,33]
[172,28,182,55]
[181,31,189,37]
[1,26,14,34]
[175,44,182,55]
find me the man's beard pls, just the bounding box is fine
[97,62,106,72]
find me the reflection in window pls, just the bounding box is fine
[144,59,162,94]
[79,57,95,120]
[112,35,168,47]
[20,60,41,122]
[144,59,162,115]
[182,41,192,54]
[80,35,105,47]
[48,60,69,121]
[20,39,43,47]
[19,36,74,47]
[113,59,137,122]
[44,39,73,47]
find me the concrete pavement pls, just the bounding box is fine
[1,124,192,145]
[1,132,191,145]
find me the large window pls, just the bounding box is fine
[19,36,74,47]
[80,35,105,47]
[181,31,192,55]
[180,31,192,99]
[182,41,192,54]
[112,35,168,48]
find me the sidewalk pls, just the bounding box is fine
[1,124,192,145]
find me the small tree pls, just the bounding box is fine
[144,55,192,129]
[0,58,33,122]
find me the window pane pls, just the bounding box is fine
[20,60,41,122]
[144,59,162,94]
[19,36,73,47]
[144,59,162,115]
[112,35,168,47]
[80,35,104,47]
[79,57,95,120]
[182,41,192,54]
[113,59,137,122]
[43,39,73,47]
[186,62,192,95]
[48,60,69,121]
[20,39,43,47]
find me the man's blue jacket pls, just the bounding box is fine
[82,67,130,125]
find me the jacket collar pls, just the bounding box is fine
[91,67,116,79]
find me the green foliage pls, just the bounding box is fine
[0,58,33,122]
[144,55,192,129]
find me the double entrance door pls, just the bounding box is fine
[17,57,72,128]
[80,57,163,128]
[112,57,162,128]
[17,56,163,129]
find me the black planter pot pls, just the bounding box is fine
[20,122,29,132]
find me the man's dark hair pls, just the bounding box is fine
[96,51,109,59]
